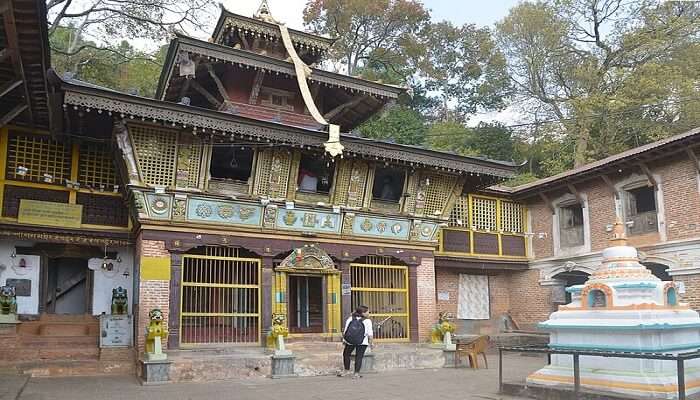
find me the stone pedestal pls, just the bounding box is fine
[0,314,18,324]
[442,349,456,368]
[271,354,297,378]
[359,352,376,374]
[138,359,171,385]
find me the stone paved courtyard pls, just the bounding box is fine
[0,354,546,400]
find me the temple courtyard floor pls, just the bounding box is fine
[0,354,545,400]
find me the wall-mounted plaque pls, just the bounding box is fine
[18,199,82,228]
[341,284,352,296]
[99,314,133,348]
[5,279,31,296]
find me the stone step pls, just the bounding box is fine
[19,335,98,347]
[18,321,99,337]
[15,359,135,378]
[167,343,446,382]
[0,346,100,362]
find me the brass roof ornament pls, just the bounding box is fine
[254,0,277,24]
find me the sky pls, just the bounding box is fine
[221,0,525,125]
[221,0,523,31]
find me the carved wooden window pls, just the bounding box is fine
[422,174,456,217]
[78,142,118,189]
[625,186,658,235]
[372,167,405,203]
[176,134,203,189]
[259,87,295,112]
[559,203,584,247]
[210,145,253,183]
[471,197,497,231]
[128,124,177,187]
[297,153,334,194]
[500,201,524,233]
[448,196,469,227]
[5,132,70,185]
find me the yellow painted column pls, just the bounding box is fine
[326,274,341,334]
[69,142,79,204]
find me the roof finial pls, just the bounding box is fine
[609,217,627,247]
[254,0,276,23]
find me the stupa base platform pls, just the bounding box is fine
[526,365,700,399]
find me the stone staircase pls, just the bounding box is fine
[1,314,135,377]
[166,342,445,382]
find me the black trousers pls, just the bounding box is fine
[343,344,368,373]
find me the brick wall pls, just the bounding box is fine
[415,257,436,342]
[657,159,700,241]
[433,268,520,335]
[527,157,700,261]
[528,202,554,258]
[508,269,554,330]
[135,238,171,352]
[674,274,700,311]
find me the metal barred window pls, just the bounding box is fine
[448,196,469,227]
[5,133,70,184]
[78,142,118,189]
[180,246,261,346]
[350,255,409,342]
[128,124,177,187]
[471,196,497,231]
[500,200,524,233]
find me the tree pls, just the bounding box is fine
[497,0,700,166]
[426,121,517,161]
[50,25,167,97]
[303,0,430,79]
[47,0,216,63]
[358,105,427,145]
[418,21,511,121]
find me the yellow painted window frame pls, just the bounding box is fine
[437,194,529,259]
[179,253,262,347]
[349,261,410,343]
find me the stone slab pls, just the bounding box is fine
[271,354,297,379]
[138,359,171,385]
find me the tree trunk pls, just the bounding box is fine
[573,123,590,167]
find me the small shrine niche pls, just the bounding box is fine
[588,289,607,308]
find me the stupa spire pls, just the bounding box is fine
[609,218,627,247]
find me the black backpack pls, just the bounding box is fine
[344,317,365,345]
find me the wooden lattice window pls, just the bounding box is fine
[128,124,177,187]
[176,134,203,189]
[78,142,118,189]
[472,196,497,231]
[448,196,469,227]
[422,174,456,217]
[5,133,70,185]
[500,201,524,233]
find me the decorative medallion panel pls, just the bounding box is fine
[350,216,411,240]
[186,197,263,227]
[274,208,342,234]
[144,193,172,220]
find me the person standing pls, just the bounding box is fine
[338,305,373,378]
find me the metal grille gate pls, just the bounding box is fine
[180,247,261,346]
[350,256,410,341]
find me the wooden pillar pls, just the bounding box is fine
[340,260,352,323]
[261,255,274,346]
[408,265,419,343]
[167,251,183,349]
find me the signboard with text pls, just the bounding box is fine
[17,200,82,229]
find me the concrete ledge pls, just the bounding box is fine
[501,382,694,400]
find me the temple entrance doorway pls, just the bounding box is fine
[45,257,91,314]
[288,275,324,333]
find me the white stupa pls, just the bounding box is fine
[527,221,700,399]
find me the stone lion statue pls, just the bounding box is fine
[145,309,168,355]
[267,313,289,349]
[0,286,17,315]
[111,286,128,315]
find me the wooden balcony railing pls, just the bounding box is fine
[437,227,528,259]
